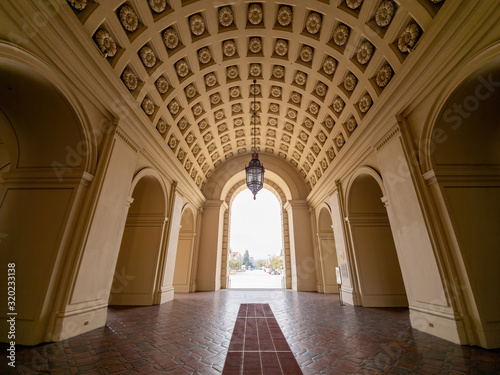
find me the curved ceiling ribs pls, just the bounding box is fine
[67,0,444,192]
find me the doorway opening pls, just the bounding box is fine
[228,188,285,289]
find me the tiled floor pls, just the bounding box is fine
[222,303,301,374]
[2,290,500,374]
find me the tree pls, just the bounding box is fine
[270,256,283,270]
[242,250,252,268]
[229,259,241,270]
[256,259,266,268]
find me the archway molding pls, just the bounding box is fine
[173,203,198,293]
[315,203,340,293]
[220,178,292,289]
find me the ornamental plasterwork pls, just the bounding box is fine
[248,4,263,25]
[122,68,138,91]
[156,76,169,94]
[223,40,237,57]
[190,14,205,36]
[119,5,139,32]
[163,28,179,49]
[375,1,395,28]
[358,94,372,113]
[333,24,350,46]
[95,29,117,58]
[357,42,374,65]
[336,133,345,147]
[218,6,234,27]
[80,0,440,189]
[149,0,166,14]
[300,46,314,63]
[323,57,337,75]
[376,64,393,87]
[140,46,156,68]
[275,39,288,56]
[306,12,322,34]
[277,6,292,26]
[398,23,420,53]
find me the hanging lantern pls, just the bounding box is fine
[245,80,264,199]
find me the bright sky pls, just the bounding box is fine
[229,188,282,261]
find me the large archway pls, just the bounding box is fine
[0,47,94,345]
[346,171,407,307]
[424,59,500,348]
[316,206,339,294]
[173,206,197,293]
[109,173,168,305]
[221,180,291,289]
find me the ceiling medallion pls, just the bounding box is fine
[210,93,221,105]
[140,46,156,68]
[277,6,292,27]
[68,0,87,11]
[204,73,217,87]
[178,118,188,131]
[294,71,307,86]
[192,104,203,116]
[156,119,167,134]
[163,28,179,49]
[306,12,322,34]
[309,102,319,115]
[323,57,337,75]
[249,37,263,53]
[376,64,393,87]
[346,117,357,132]
[214,109,224,120]
[356,41,373,65]
[141,97,155,115]
[375,1,395,28]
[223,40,236,57]
[300,45,314,63]
[336,133,345,148]
[333,24,350,46]
[288,109,297,119]
[198,47,212,64]
[121,68,138,91]
[271,86,281,98]
[269,103,279,113]
[250,84,261,96]
[119,5,139,32]
[346,0,363,10]
[190,14,205,36]
[268,118,277,126]
[185,84,197,99]
[249,63,262,77]
[275,39,288,56]
[248,4,263,25]
[168,99,180,115]
[149,0,166,13]
[226,66,239,80]
[272,65,285,79]
[315,82,327,97]
[156,76,169,94]
[333,97,345,113]
[218,6,234,27]
[168,136,177,149]
[230,87,240,98]
[359,94,372,113]
[232,104,242,113]
[344,73,357,92]
[95,29,117,58]
[291,91,301,104]
[175,59,189,77]
[325,116,335,129]
[398,23,420,53]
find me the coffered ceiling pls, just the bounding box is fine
[66,0,445,192]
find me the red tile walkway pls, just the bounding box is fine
[2,290,500,374]
[222,304,302,374]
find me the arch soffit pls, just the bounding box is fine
[0,42,98,173]
[203,153,307,201]
[419,42,500,173]
[345,166,386,213]
[130,167,169,215]
[180,203,197,232]
[224,179,287,209]
[316,202,333,230]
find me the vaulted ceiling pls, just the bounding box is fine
[66,0,445,192]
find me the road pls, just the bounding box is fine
[228,269,284,289]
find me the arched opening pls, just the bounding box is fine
[316,207,339,293]
[227,188,285,289]
[109,175,167,306]
[347,173,407,307]
[0,55,91,345]
[429,62,500,347]
[173,207,197,293]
